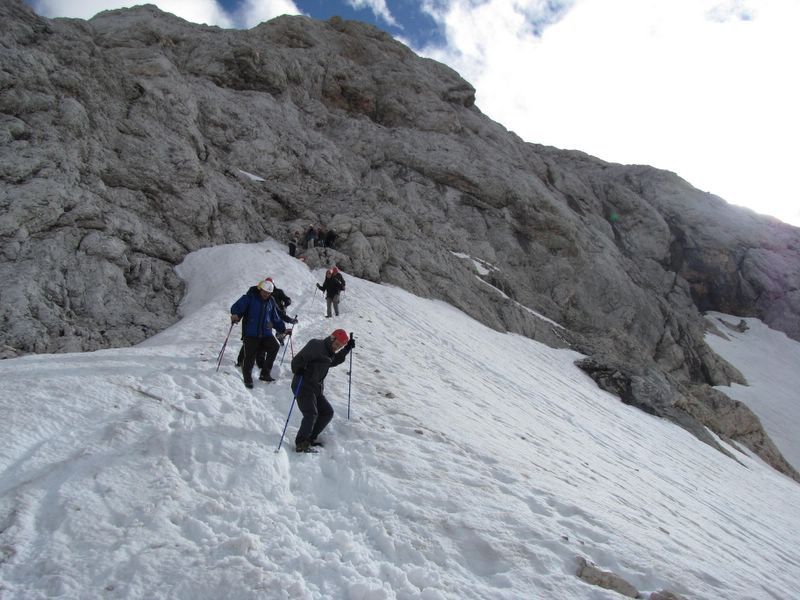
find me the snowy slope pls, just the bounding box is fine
[1,241,799,600]
[705,312,800,473]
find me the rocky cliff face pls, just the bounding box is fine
[2,1,798,479]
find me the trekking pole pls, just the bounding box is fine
[276,376,303,453]
[216,322,235,372]
[289,332,295,359]
[347,334,355,420]
[279,316,298,366]
[314,285,322,309]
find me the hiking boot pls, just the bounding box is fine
[243,379,254,389]
[259,372,275,382]
[309,439,324,448]
[295,441,318,453]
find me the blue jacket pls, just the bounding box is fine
[231,287,288,338]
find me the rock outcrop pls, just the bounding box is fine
[1,1,799,478]
[575,557,688,600]
[575,557,639,598]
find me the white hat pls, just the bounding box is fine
[257,280,275,293]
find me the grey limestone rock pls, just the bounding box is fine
[2,0,799,477]
[575,557,640,598]
[649,592,687,600]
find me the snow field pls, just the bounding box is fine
[1,240,799,599]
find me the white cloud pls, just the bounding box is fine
[416,0,800,226]
[346,0,400,27]
[28,0,114,20]
[235,0,302,28]
[28,0,302,28]
[706,0,755,23]
[30,0,236,26]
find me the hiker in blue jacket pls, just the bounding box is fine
[230,280,293,389]
[234,277,296,365]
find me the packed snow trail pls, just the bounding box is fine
[1,240,799,599]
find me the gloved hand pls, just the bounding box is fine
[231,314,241,324]
[291,317,299,324]
[346,337,355,350]
[316,283,323,290]
[286,328,293,336]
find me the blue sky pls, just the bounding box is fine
[22,0,800,226]
[290,0,446,47]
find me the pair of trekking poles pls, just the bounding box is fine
[275,333,355,452]
[216,317,296,373]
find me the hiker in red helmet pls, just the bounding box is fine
[290,329,354,452]
[316,266,346,318]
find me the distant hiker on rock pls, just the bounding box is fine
[290,328,355,452]
[324,228,337,249]
[266,277,296,346]
[235,277,297,365]
[317,266,346,318]
[263,277,291,314]
[288,231,300,257]
[230,280,294,389]
[304,225,317,250]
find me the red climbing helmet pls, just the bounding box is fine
[331,329,349,345]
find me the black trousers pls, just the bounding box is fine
[295,389,334,445]
[241,336,279,382]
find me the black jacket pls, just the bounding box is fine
[319,273,346,299]
[271,287,295,322]
[290,337,350,397]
